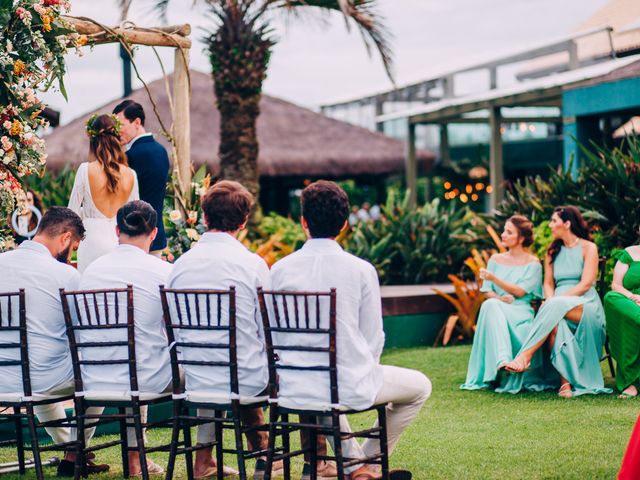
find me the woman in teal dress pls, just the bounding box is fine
[604,246,640,398]
[504,206,611,398]
[461,215,552,393]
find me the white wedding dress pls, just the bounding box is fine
[68,162,139,272]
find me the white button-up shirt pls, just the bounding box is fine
[270,239,385,411]
[167,232,269,399]
[79,244,173,393]
[0,241,80,394]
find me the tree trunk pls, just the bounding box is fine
[216,89,261,202]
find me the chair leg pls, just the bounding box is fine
[183,404,194,480]
[215,411,224,480]
[331,412,344,480]
[13,407,25,475]
[378,406,390,480]
[231,404,247,480]
[132,402,149,480]
[309,416,318,480]
[74,399,86,480]
[605,338,616,378]
[165,400,181,480]
[25,404,44,480]
[282,414,291,480]
[118,406,130,478]
[264,406,278,480]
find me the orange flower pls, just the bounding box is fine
[9,121,22,137]
[13,60,26,76]
[41,14,52,32]
[77,35,88,47]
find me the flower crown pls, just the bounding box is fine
[85,114,122,139]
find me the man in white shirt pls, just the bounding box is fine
[167,180,278,479]
[0,207,109,477]
[79,200,172,476]
[270,181,432,480]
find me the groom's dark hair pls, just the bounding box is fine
[113,100,145,126]
[36,207,85,241]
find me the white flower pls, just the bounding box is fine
[169,210,182,223]
[185,228,200,241]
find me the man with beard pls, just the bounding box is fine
[0,207,109,476]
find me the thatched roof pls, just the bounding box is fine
[44,70,434,177]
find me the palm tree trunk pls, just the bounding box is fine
[216,89,261,202]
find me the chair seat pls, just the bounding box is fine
[275,397,352,413]
[79,391,171,402]
[0,392,70,404]
[183,391,269,406]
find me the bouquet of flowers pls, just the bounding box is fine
[0,0,81,248]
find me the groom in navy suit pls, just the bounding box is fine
[113,100,170,256]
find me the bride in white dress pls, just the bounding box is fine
[69,114,139,272]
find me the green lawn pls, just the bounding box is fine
[0,345,636,479]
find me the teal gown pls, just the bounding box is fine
[514,245,611,396]
[461,259,555,393]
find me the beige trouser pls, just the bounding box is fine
[33,380,104,446]
[323,365,432,473]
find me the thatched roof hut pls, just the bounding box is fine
[45,70,434,179]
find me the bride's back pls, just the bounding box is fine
[87,161,135,218]
[85,114,135,218]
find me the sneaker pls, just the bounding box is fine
[253,458,284,479]
[301,461,338,479]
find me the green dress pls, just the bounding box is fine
[604,249,640,392]
[515,245,611,396]
[461,259,553,393]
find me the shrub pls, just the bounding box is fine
[344,190,486,285]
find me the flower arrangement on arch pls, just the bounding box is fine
[0,0,81,247]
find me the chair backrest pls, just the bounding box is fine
[60,286,137,395]
[0,290,29,398]
[159,286,239,399]
[257,288,338,406]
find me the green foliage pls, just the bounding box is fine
[253,212,305,250]
[24,165,76,209]
[494,137,640,277]
[344,190,485,284]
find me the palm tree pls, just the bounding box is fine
[155,0,393,205]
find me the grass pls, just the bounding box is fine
[0,345,636,479]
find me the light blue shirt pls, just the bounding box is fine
[270,239,385,410]
[0,241,80,394]
[167,232,269,399]
[79,244,173,393]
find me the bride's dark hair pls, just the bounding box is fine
[87,114,128,193]
[117,201,157,237]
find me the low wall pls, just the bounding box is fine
[382,284,455,348]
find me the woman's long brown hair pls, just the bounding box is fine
[88,114,128,193]
[547,206,592,262]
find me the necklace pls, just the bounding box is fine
[566,237,580,248]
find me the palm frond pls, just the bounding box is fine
[270,0,394,82]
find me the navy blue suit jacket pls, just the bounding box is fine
[126,135,170,251]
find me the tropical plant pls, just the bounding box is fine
[493,137,640,269]
[432,225,504,346]
[24,164,76,208]
[153,0,392,206]
[0,0,80,247]
[344,190,486,284]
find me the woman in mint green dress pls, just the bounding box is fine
[461,215,551,393]
[604,246,640,398]
[504,206,611,398]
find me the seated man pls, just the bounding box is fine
[270,181,432,480]
[167,180,281,479]
[0,207,108,477]
[79,200,172,476]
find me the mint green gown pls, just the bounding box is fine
[461,259,554,393]
[514,245,611,396]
